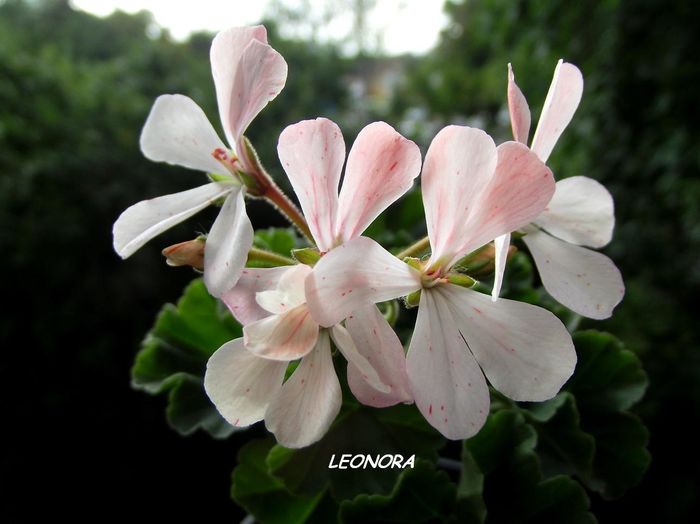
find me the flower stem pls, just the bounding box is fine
[247,247,296,267]
[240,136,314,243]
[396,236,430,259]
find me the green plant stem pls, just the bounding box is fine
[247,247,296,267]
[396,236,430,259]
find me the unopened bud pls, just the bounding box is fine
[292,247,321,266]
[162,237,205,270]
[446,273,476,288]
[403,289,421,308]
[454,242,517,277]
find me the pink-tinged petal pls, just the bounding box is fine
[422,126,497,266]
[507,63,531,144]
[204,338,287,427]
[265,331,342,448]
[244,305,319,360]
[113,183,231,259]
[407,290,490,440]
[221,267,290,325]
[437,141,555,268]
[210,26,268,145]
[523,230,624,320]
[443,284,576,402]
[139,94,229,176]
[530,60,583,162]
[534,176,615,248]
[203,189,254,298]
[278,118,345,251]
[336,122,422,241]
[228,39,287,149]
[255,264,312,315]
[330,324,390,394]
[305,236,422,327]
[345,305,413,407]
[491,233,511,301]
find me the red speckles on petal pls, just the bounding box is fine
[428,404,433,416]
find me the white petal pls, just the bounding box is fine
[530,60,583,162]
[265,331,341,448]
[243,305,319,361]
[221,267,290,325]
[305,236,422,327]
[345,305,413,407]
[492,233,510,300]
[523,230,624,319]
[406,290,490,440]
[204,338,287,427]
[443,284,577,402]
[139,94,229,176]
[507,63,531,144]
[210,26,269,146]
[330,324,390,394]
[336,122,421,242]
[421,126,498,266]
[277,118,344,251]
[534,176,615,248]
[113,183,231,258]
[203,189,254,298]
[255,264,312,314]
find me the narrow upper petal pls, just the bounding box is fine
[443,284,577,402]
[330,324,390,394]
[491,233,511,300]
[113,182,231,258]
[305,236,422,327]
[507,63,531,144]
[228,38,288,149]
[221,267,291,325]
[421,126,498,266]
[139,94,229,176]
[277,118,344,251]
[265,331,342,448]
[406,290,490,440]
[523,229,624,319]
[210,26,277,146]
[203,189,254,298]
[530,60,583,162]
[344,305,413,408]
[336,122,421,242]
[534,176,615,248]
[255,264,312,315]
[204,338,287,427]
[243,305,319,361]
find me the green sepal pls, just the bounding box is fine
[292,247,321,265]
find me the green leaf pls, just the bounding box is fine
[232,438,337,524]
[267,404,445,501]
[462,409,595,524]
[338,460,457,523]
[131,279,241,438]
[254,227,299,256]
[567,331,648,413]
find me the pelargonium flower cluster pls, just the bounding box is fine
[113,26,624,449]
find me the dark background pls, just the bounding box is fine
[1,0,699,520]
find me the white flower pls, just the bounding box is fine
[305,126,576,440]
[112,26,287,297]
[493,60,624,319]
[205,118,421,448]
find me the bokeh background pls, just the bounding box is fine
[1,0,699,520]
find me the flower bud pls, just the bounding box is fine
[454,242,517,278]
[162,237,205,270]
[292,247,321,266]
[403,289,421,308]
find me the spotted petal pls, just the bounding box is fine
[336,122,421,242]
[113,182,232,259]
[204,338,287,427]
[523,229,624,319]
[222,267,291,325]
[265,331,342,448]
[507,63,531,144]
[243,305,319,361]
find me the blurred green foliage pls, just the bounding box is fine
[1,0,698,521]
